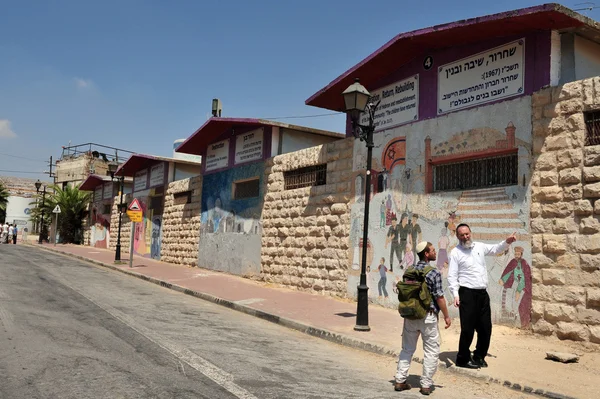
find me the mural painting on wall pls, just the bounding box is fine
[90,208,110,249]
[348,97,532,328]
[132,196,163,260]
[151,215,163,260]
[199,162,264,276]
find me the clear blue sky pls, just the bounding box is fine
[1,1,598,181]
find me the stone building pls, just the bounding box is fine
[175,118,344,276]
[298,3,600,342]
[113,154,202,261]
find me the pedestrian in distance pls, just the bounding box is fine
[447,224,517,369]
[12,224,18,244]
[394,241,451,396]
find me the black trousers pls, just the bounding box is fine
[457,287,492,364]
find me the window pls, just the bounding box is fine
[174,191,192,205]
[584,110,600,146]
[284,164,327,190]
[233,178,260,199]
[433,153,518,192]
[102,204,111,214]
[150,196,164,214]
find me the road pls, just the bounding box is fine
[0,245,534,398]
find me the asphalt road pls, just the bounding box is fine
[0,245,534,399]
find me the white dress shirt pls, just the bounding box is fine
[447,240,509,297]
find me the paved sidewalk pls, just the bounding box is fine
[29,242,599,399]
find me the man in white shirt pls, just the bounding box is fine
[447,223,516,369]
[1,222,8,244]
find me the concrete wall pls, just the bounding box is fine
[260,138,353,296]
[280,128,341,154]
[109,193,132,255]
[530,77,600,343]
[574,35,600,81]
[348,97,533,328]
[161,175,202,266]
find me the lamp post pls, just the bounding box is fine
[342,78,380,332]
[109,163,125,262]
[34,180,46,245]
[35,180,41,234]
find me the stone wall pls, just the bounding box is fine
[161,175,203,266]
[109,193,132,255]
[530,77,600,343]
[260,137,353,297]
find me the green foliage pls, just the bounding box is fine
[30,184,91,244]
[0,182,8,222]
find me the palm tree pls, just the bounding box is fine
[0,182,9,223]
[31,184,91,244]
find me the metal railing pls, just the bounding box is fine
[433,153,518,192]
[59,143,134,163]
[585,110,600,146]
[284,164,327,190]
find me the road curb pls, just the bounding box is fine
[33,245,579,399]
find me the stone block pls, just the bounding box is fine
[532,89,552,107]
[530,219,552,234]
[571,129,586,148]
[532,235,543,253]
[580,217,600,234]
[542,269,566,285]
[566,113,586,133]
[532,319,555,336]
[531,268,542,284]
[567,234,600,254]
[584,145,600,166]
[588,288,600,308]
[534,153,557,171]
[532,253,555,268]
[563,184,583,201]
[552,81,582,102]
[552,219,579,234]
[558,168,581,185]
[532,284,553,301]
[543,234,567,253]
[554,286,586,305]
[531,300,545,320]
[533,186,563,202]
[533,117,552,137]
[331,203,346,215]
[542,103,559,118]
[541,202,572,218]
[533,105,543,120]
[584,166,600,183]
[574,199,593,215]
[596,201,600,215]
[556,322,589,341]
[539,171,558,186]
[576,306,600,325]
[544,303,576,322]
[590,326,600,344]
[533,136,545,154]
[531,202,541,218]
[559,98,584,115]
[546,135,573,151]
[584,182,600,198]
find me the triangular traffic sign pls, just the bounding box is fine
[128,198,142,211]
[52,205,61,214]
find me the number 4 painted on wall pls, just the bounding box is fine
[423,56,434,71]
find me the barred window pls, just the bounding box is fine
[433,153,518,192]
[233,178,260,200]
[284,164,327,190]
[584,110,600,146]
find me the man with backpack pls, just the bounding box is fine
[394,241,451,395]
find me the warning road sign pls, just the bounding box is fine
[128,198,142,211]
[52,205,61,214]
[126,210,143,223]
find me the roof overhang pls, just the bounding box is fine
[306,3,600,112]
[115,153,202,177]
[176,117,344,156]
[80,174,111,191]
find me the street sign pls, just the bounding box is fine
[126,210,143,223]
[128,198,142,211]
[52,205,61,214]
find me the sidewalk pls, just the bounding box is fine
[30,242,599,399]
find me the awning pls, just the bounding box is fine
[80,174,111,191]
[115,153,201,177]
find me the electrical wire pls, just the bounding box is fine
[0,153,47,162]
[261,112,343,120]
[0,169,44,174]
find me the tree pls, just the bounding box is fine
[31,184,91,244]
[0,182,9,223]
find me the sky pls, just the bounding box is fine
[1,0,600,183]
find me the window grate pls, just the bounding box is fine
[234,178,260,200]
[433,153,518,192]
[284,164,327,190]
[584,110,600,146]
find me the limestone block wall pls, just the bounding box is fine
[109,193,132,254]
[260,137,354,297]
[161,175,203,266]
[530,77,600,343]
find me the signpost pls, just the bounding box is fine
[52,205,61,247]
[126,198,143,268]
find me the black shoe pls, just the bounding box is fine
[473,357,488,368]
[456,360,480,369]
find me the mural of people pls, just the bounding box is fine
[437,223,450,273]
[151,216,162,260]
[499,246,532,328]
[385,216,401,272]
[377,257,389,299]
[380,200,386,228]
[409,213,422,265]
[399,242,414,270]
[90,208,110,249]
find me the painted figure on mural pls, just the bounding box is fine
[409,214,422,265]
[399,242,414,270]
[380,200,386,228]
[90,209,110,249]
[377,257,389,300]
[498,246,532,328]
[354,175,364,203]
[382,168,388,191]
[351,216,362,270]
[437,223,450,274]
[133,200,148,255]
[385,216,400,272]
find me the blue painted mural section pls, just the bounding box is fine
[199,162,264,276]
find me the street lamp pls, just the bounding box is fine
[342,78,380,332]
[108,163,125,262]
[34,179,46,244]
